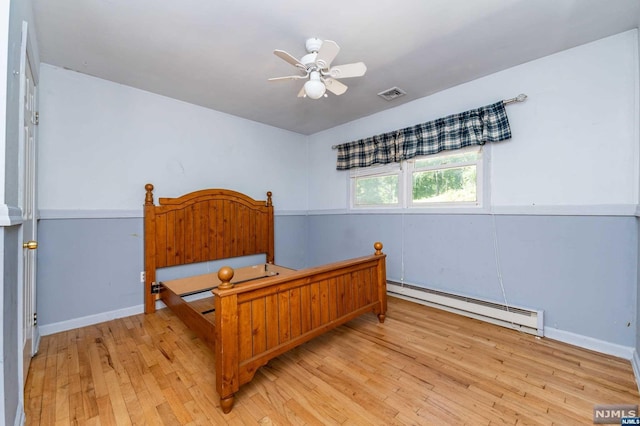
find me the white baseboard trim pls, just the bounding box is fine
[14,405,24,426]
[33,327,41,355]
[39,305,145,336]
[543,326,635,360]
[391,290,634,359]
[631,350,640,393]
[38,300,175,336]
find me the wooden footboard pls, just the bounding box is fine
[213,243,387,413]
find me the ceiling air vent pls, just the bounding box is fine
[377,86,406,101]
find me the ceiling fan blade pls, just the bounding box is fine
[274,49,305,69]
[297,86,306,98]
[323,78,348,96]
[268,74,307,82]
[327,62,367,79]
[315,40,340,69]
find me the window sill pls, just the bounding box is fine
[348,205,488,215]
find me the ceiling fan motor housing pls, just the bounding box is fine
[301,38,323,67]
[305,38,323,53]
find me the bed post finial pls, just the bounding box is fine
[266,191,272,207]
[145,183,154,205]
[374,242,383,256]
[218,266,235,290]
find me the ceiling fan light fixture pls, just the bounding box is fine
[304,71,326,99]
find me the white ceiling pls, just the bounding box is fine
[31,0,640,135]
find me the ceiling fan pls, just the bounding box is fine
[269,38,367,100]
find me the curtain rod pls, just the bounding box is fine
[331,93,527,149]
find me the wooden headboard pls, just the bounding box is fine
[143,183,274,313]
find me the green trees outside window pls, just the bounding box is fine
[412,165,476,203]
[355,175,398,206]
[351,147,482,208]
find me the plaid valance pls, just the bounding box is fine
[335,101,512,170]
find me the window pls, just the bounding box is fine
[350,146,484,209]
[408,148,482,207]
[351,164,401,208]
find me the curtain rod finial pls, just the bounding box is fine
[503,93,528,105]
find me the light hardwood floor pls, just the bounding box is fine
[25,296,639,425]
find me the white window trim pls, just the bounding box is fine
[349,163,403,210]
[407,145,484,209]
[348,145,491,214]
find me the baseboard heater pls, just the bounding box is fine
[387,280,544,336]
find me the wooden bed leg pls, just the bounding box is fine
[373,241,388,324]
[220,395,234,414]
[216,267,239,414]
[144,183,157,314]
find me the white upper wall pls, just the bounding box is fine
[308,30,639,211]
[39,30,639,213]
[38,65,308,211]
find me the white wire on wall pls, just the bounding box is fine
[491,214,510,308]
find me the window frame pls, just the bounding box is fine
[406,146,484,208]
[348,145,490,213]
[349,163,403,209]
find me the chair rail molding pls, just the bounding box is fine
[0,204,23,226]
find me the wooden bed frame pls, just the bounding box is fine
[143,184,387,413]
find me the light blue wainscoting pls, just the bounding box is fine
[36,214,309,329]
[307,213,637,348]
[36,212,637,349]
[3,226,20,426]
[36,218,145,327]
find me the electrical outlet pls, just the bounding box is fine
[140,271,145,283]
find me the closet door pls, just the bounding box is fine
[19,21,39,384]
